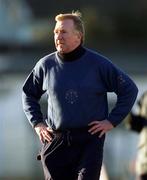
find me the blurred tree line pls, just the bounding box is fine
[0,0,146,54]
[26,0,147,49]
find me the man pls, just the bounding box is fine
[22,11,138,180]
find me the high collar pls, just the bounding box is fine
[57,45,86,62]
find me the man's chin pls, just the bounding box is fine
[58,50,64,53]
[57,46,70,54]
[57,48,66,54]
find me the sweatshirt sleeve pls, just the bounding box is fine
[100,59,138,127]
[22,60,47,128]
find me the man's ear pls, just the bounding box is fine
[76,31,82,40]
[74,30,83,44]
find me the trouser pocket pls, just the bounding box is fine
[37,134,63,161]
[41,133,65,162]
[43,134,64,157]
[40,135,64,180]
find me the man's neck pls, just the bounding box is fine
[58,45,86,62]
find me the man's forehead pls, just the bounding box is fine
[55,19,74,28]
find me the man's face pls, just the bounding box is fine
[54,19,82,53]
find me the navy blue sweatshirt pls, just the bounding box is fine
[22,47,138,130]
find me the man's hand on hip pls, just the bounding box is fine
[88,119,114,138]
[34,122,53,143]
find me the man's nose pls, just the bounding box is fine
[57,33,63,40]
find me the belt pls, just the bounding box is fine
[52,127,90,146]
[53,126,89,135]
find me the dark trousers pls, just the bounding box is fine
[39,129,105,180]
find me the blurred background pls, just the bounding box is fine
[0,0,147,179]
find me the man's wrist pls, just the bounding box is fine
[34,122,47,128]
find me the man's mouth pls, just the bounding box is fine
[58,42,64,45]
[57,40,64,45]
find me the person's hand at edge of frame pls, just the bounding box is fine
[88,120,114,138]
